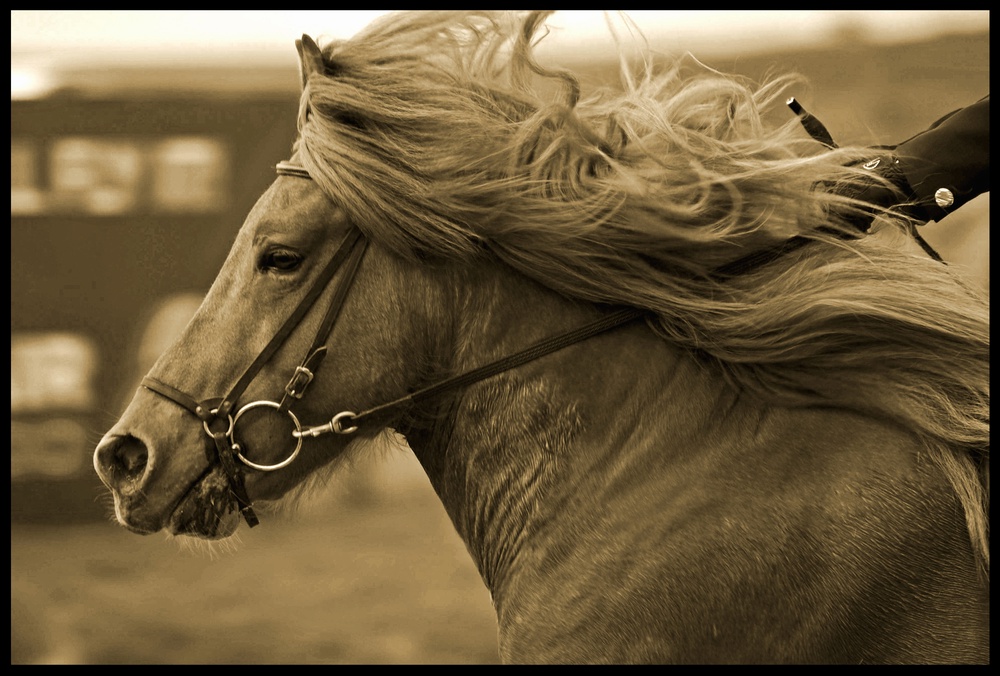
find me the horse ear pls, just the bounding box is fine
[295,34,325,89]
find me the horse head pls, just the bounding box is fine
[93,33,459,537]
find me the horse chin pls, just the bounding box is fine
[167,468,241,539]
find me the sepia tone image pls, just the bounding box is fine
[12,11,988,664]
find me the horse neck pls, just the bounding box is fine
[401,257,749,597]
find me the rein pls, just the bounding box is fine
[142,148,944,528]
[294,305,646,438]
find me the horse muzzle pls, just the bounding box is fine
[94,429,241,539]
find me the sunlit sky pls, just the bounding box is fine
[11,10,990,60]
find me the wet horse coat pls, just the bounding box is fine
[94,11,988,663]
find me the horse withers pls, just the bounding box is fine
[94,11,988,663]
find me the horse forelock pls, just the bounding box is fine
[293,10,988,566]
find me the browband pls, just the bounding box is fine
[276,161,312,179]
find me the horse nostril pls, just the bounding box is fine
[95,434,149,492]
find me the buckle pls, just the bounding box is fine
[283,365,315,399]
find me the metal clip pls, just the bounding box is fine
[293,411,359,438]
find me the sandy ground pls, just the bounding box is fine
[11,470,500,665]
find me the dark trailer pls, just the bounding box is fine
[11,60,300,522]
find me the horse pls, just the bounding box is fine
[94,11,988,664]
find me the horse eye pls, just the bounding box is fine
[259,249,303,273]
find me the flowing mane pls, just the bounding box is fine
[293,10,988,565]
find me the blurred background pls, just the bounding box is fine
[11,10,989,665]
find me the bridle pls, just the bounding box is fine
[142,142,944,528]
[140,160,645,527]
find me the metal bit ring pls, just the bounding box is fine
[231,400,303,471]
